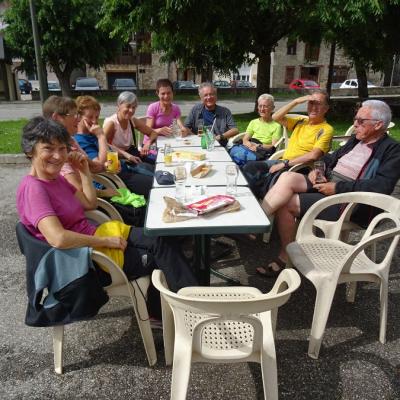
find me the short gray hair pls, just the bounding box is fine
[198,82,216,96]
[117,91,137,106]
[257,93,275,105]
[362,100,392,130]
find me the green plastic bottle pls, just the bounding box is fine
[201,126,208,149]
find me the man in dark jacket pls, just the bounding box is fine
[257,99,400,277]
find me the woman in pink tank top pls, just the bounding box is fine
[103,91,157,164]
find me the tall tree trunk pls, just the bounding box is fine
[201,64,213,82]
[326,42,336,97]
[53,67,72,97]
[254,51,271,112]
[354,60,368,100]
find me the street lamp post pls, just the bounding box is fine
[29,0,48,102]
[129,38,139,92]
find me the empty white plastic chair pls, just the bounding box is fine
[286,192,400,359]
[152,268,301,400]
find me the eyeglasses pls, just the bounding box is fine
[64,113,80,119]
[258,104,273,109]
[353,117,379,125]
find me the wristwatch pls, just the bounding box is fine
[282,159,290,168]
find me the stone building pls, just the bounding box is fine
[215,38,385,89]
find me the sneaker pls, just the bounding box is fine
[149,317,163,330]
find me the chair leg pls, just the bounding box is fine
[379,278,389,344]
[53,325,64,374]
[129,280,157,366]
[170,338,192,400]
[260,332,278,400]
[262,232,271,244]
[161,297,175,366]
[345,282,357,303]
[308,284,337,359]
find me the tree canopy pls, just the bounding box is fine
[4,0,120,95]
[100,0,305,102]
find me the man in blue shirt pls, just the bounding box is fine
[184,82,238,145]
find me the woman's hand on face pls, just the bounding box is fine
[68,151,90,173]
[84,119,104,137]
[104,236,127,251]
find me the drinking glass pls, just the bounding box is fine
[205,126,215,151]
[164,143,173,165]
[106,151,119,173]
[197,119,204,135]
[174,165,187,202]
[314,161,326,183]
[225,164,238,195]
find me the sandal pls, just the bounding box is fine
[256,258,286,278]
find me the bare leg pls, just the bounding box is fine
[276,194,301,262]
[261,172,308,215]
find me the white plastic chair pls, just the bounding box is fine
[333,121,395,147]
[31,207,157,374]
[152,268,301,400]
[94,172,127,189]
[286,192,400,359]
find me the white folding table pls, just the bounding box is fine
[144,186,271,285]
[156,134,221,148]
[156,146,232,164]
[153,161,248,188]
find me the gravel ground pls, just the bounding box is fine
[1,163,399,400]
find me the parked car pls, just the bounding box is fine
[74,77,101,91]
[47,81,61,91]
[339,79,377,89]
[112,78,137,91]
[172,80,197,90]
[230,80,255,88]
[213,80,231,89]
[289,79,320,90]
[18,79,32,94]
[330,82,342,89]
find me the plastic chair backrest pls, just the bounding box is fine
[297,192,400,240]
[152,268,301,318]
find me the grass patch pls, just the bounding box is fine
[1,114,399,154]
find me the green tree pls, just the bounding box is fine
[4,0,120,96]
[100,0,304,109]
[310,0,400,99]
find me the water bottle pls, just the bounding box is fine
[201,126,208,149]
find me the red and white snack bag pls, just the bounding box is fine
[186,195,235,215]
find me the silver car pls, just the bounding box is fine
[112,78,137,91]
[75,77,101,91]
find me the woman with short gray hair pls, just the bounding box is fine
[103,91,157,164]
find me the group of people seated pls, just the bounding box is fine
[16,79,400,325]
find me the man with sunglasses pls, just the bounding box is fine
[257,99,400,277]
[243,90,333,198]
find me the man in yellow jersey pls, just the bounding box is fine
[242,90,333,198]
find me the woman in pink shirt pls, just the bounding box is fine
[145,78,188,140]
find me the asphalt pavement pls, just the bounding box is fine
[1,159,399,399]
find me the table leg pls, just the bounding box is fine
[193,235,211,286]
